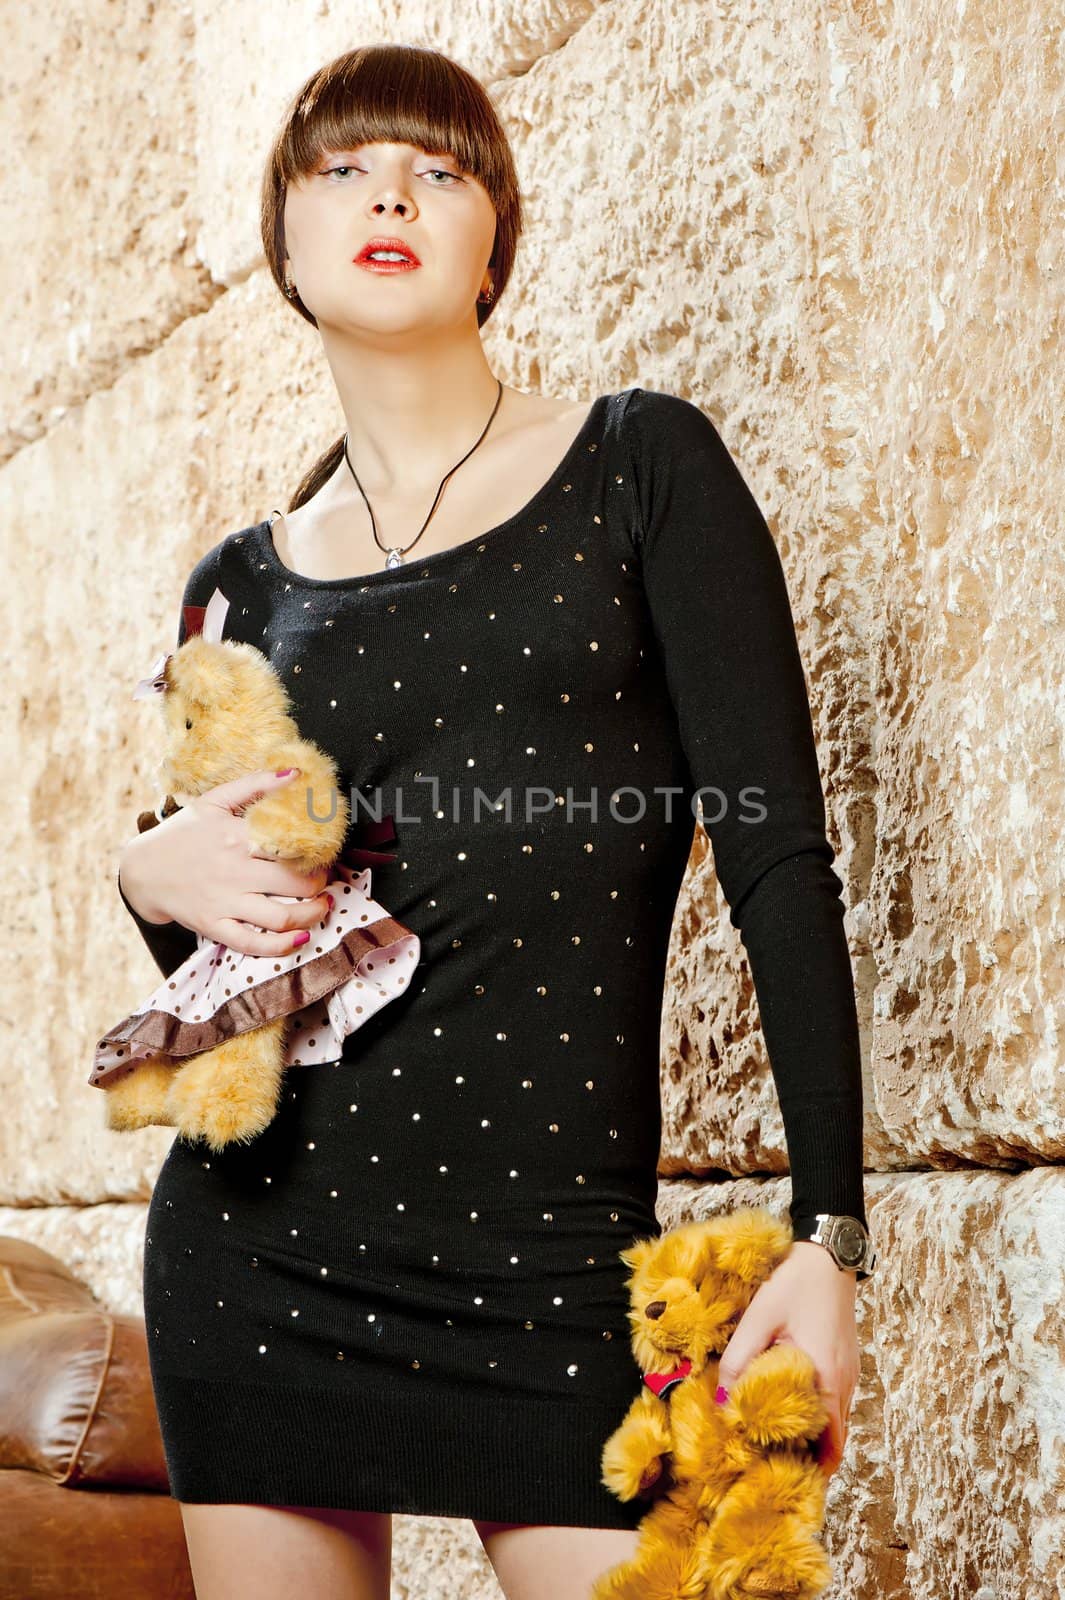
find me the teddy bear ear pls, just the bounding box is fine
[618,1237,655,1273]
[711,1206,794,1280]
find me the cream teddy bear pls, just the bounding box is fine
[91,587,420,1151]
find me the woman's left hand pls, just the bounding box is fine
[714,1240,861,1479]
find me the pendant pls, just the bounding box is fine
[386,548,404,569]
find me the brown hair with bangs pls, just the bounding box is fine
[260,44,524,512]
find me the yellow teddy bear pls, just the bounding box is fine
[594,1206,834,1600]
[92,586,420,1151]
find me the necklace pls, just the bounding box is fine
[342,379,505,570]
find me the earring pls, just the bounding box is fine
[283,279,299,299]
[478,280,495,305]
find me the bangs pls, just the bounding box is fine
[274,46,510,203]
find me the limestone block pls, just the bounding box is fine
[1,0,209,460]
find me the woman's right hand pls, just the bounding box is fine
[118,767,333,957]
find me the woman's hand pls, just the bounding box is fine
[118,767,333,957]
[714,1239,861,1479]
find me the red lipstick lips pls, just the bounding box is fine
[354,236,421,272]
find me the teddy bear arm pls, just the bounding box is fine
[243,746,350,867]
[728,1345,830,1449]
[599,1390,675,1502]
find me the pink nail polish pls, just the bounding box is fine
[325,893,334,911]
[715,1385,729,1405]
[293,930,310,947]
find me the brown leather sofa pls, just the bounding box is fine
[0,1233,195,1600]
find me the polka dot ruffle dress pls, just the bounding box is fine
[130,387,867,1524]
[93,862,421,1087]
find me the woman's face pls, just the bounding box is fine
[282,140,497,335]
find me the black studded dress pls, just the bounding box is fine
[126,387,866,1525]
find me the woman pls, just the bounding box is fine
[117,43,870,1600]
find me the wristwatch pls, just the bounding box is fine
[792,1214,877,1280]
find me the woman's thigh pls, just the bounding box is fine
[178,1502,392,1600]
[473,1519,641,1600]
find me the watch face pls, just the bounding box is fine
[835,1219,865,1267]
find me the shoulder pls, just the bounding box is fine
[172,520,269,648]
[612,387,752,532]
[616,385,722,445]
[614,385,738,492]
[610,385,735,473]
[178,520,266,608]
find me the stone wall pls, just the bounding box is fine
[2,2,1061,1597]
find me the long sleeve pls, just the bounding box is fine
[117,547,223,979]
[620,387,867,1233]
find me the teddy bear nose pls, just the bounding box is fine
[644,1300,666,1319]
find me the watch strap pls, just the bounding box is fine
[792,1213,876,1279]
